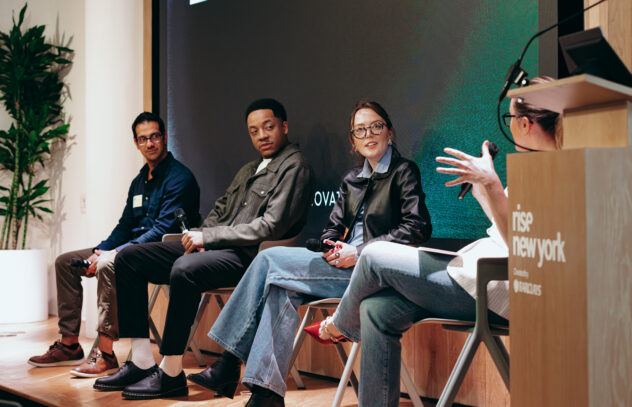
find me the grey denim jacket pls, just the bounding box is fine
[195,143,313,258]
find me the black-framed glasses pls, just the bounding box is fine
[502,113,533,127]
[502,114,518,126]
[350,121,386,139]
[136,132,163,145]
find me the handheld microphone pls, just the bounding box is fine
[70,258,91,268]
[458,142,499,200]
[174,208,189,233]
[305,238,335,252]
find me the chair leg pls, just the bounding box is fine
[147,285,161,314]
[188,338,206,367]
[129,285,164,361]
[332,341,359,396]
[147,285,163,347]
[436,333,482,407]
[87,336,99,358]
[331,342,360,407]
[213,293,225,309]
[401,362,425,407]
[184,293,212,367]
[148,318,162,348]
[287,307,317,390]
[289,365,303,390]
[319,305,360,395]
[483,334,510,390]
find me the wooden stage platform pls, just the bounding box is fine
[0,317,425,407]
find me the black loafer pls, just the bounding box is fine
[122,367,188,400]
[245,386,285,407]
[187,355,241,398]
[93,362,157,391]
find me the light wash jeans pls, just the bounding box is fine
[332,241,507,407]
[208,246,352,397]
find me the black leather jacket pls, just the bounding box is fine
[320,148,431,254]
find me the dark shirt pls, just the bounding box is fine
[95,152,200,251]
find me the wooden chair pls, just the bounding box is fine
[331,257,509,407]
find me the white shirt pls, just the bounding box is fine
[256,158,272,174]
[446,190,509,320]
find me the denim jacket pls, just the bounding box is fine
[320,148,432,254]
[196,143,314,258]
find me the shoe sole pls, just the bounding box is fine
[93,383,126,391]
[187,375,237,399]
[122,386,188,400]
[69,367,119,378]
[28,359,84,368]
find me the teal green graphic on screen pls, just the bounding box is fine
[166,0,541,242]
[412,1,538,239]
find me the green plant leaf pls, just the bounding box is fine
[0,3,72,249]
[17,4,27,27]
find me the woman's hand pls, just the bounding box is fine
[435,140,500,189]
[436,140,509,245]
[322,240,357,269]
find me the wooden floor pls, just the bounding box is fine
[0,317,421,407]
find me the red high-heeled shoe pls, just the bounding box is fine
[304,319,350,345]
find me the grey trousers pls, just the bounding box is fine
[55,248,118,339]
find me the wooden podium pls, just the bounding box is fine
[506,75,632,406]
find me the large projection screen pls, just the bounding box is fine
[159,0,546,244]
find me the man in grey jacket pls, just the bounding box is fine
[94,99,313,399]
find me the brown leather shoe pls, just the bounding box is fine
[28,341,85,367]
[70,349,118,378]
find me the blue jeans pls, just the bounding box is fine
[208,246,352,397]
[332,241,507,407]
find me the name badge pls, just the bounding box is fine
[133,194,143,208]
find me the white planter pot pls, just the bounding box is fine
[0,249,48,323]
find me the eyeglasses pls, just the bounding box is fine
[136,132,163,146]
[350,121,386,139]
[502,113,532,127]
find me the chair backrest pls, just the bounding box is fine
[259,235,300,251]
[162,233,183,242]
[475,257,509,329]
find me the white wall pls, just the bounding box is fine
[0,0,144,325]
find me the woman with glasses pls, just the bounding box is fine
[186,99,432,407]
[313,76,561,407]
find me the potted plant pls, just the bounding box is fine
[0,4,72,323]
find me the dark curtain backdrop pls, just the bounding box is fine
[159,0,550,242]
